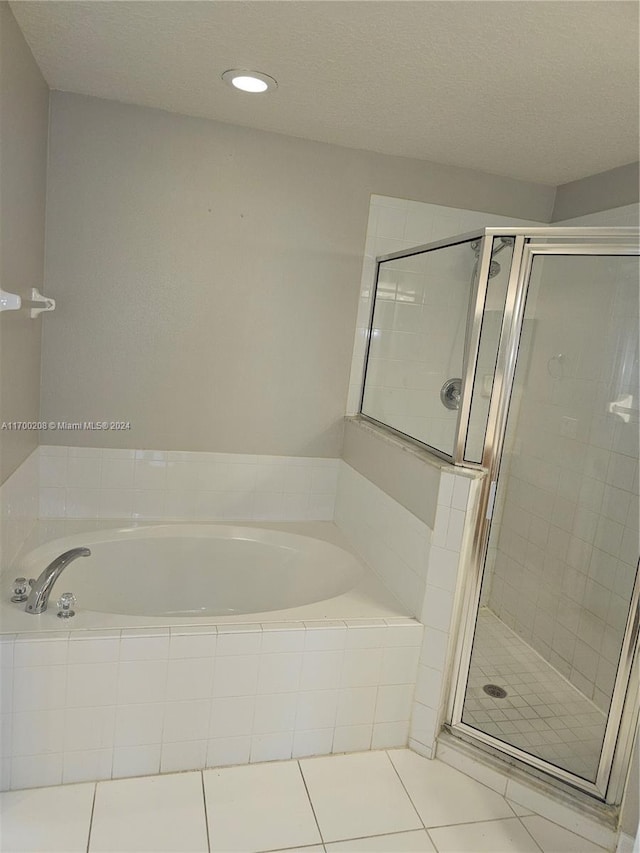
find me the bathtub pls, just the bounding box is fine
[0,521,423,790]
[1,521,408,632]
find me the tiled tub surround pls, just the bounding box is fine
[39,445,340,523]
[0,451,479,793]
[0,448,39,571]
[0,509,424,792]
[334,459,483,759]
[0,618,423,791]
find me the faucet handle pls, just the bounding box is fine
[11,578,30,602]
[56,592,76,619]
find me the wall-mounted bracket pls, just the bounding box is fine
[29,288,55,318]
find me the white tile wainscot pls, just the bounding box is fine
[334,459,483,761]
[0,449,39,571]
[412,470,481,759]
[39,446,340,522]
[334,462,432,616]
[0,618,422,791]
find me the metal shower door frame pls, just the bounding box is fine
[447,233,640,803]
[359,226,639,801]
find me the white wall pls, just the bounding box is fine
[0,2,49,484]
[552,164,640,222]
[39,93,555,459]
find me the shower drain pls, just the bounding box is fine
[483,684,507,699]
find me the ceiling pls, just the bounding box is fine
[10,1,640,186]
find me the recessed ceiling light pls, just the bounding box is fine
[221,69,278,94]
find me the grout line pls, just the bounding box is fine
[85,782,97,853]
[515,814,546,853]
[386,748,553,834]
[420,813,542,832]
[200,770,211,853]
[508,804,612,851]
[296,759,325,846]
[383,750,426,829]
[504,797,523,819]
[325,827,430,846]
[424,827,440,851]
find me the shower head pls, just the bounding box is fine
[470,243,501,277]
[471,235,514,277]
[492,236,515,257]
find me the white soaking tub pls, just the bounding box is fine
[0,521,422,792]
[1,521,407,631]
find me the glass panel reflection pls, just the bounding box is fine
[362,240,477,457]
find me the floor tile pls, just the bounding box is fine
[326,829,436,851]
[505,779,615,849]
[521,814,609,852]
[266,848,324,853]
[0,782,94,852]
[89,771,208,852]
[616,833,636,853]
[508,801,535,817]
[428,818,540,852]
[203,760,321,852]
[464,609,606,779]
[300,751,422,843]
[388,749,514,827]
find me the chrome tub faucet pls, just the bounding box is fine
[25,547,91,614]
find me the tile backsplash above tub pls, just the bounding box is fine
[0,449,39,570]
[39,447,339,522]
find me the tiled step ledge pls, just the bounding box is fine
[436,730,619,850]
[0,618,423,792]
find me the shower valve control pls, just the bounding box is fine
[57,592,77,619]
[440,378,462,411]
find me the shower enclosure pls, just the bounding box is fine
[360,227,639,803]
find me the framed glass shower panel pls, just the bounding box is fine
[449,241,640,801]
[360,234,485,460]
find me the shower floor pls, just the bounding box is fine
[462,609,607,781]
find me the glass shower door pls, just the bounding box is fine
[457,247,639,793]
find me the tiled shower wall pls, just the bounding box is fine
[346,194,540,422]
[486,204,640,710]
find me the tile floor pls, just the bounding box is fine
[463,611,607,780]
[0,749,612,853]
